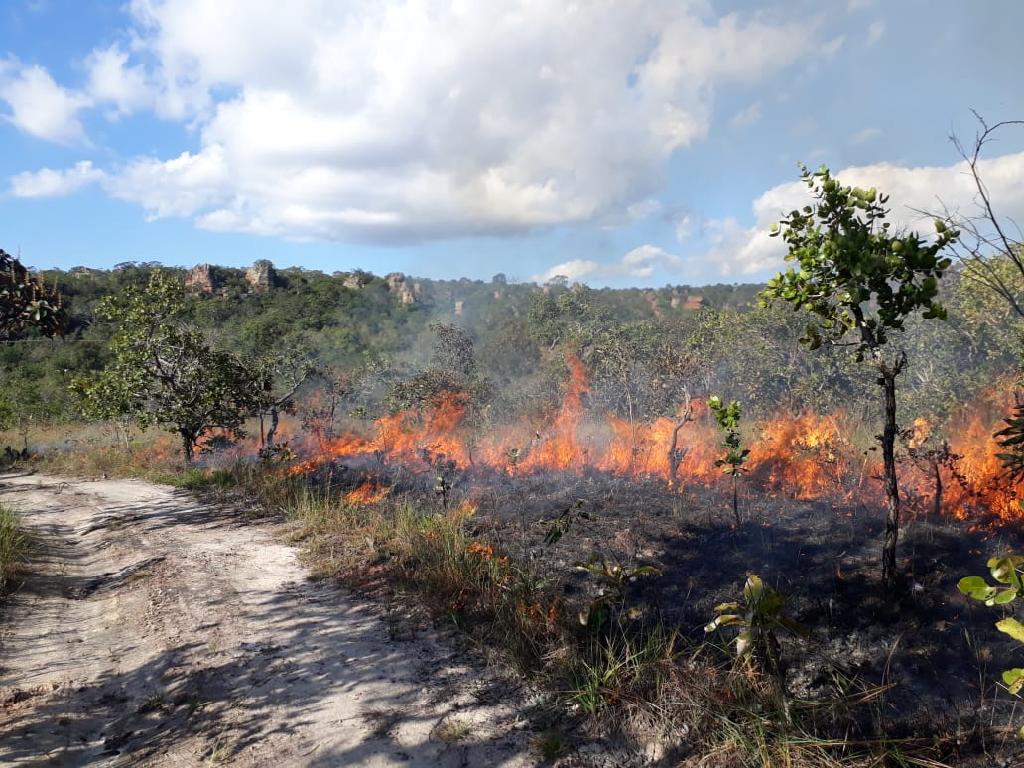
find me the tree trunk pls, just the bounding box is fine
[181,432,195,466]
[266,407,280,448]
[732,475,740,527]
[932,461,943,519]
[880,369,900,590]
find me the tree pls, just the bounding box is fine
[249,349,315,453]
[73,271,261,464]
[1,249,66,341]
[761,164,958,589]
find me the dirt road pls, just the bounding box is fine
[0,473,538,767]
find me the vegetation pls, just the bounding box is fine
[72,271,263,464]
[709,395,748,526]
[0,504,29,594]
[761,164,958,588]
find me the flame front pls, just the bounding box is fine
[277,357,1022,523]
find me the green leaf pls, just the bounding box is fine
[1003,668,1024,695]
[996,617,1024,643]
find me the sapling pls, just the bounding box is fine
[709,395,748,526]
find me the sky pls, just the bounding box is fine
[0,0,1022,287]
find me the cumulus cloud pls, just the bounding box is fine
[9,161,105,198]
[532,244,683,284]
[695,152,1024,276]
[7,0,821,242]
[86,45,154,117]
[0,61,90,143]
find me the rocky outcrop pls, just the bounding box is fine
[185,264,219,294]
[385,272,421,305]
[246,260,277,292]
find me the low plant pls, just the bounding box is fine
[705,574,806,681]
[573,557,659,630]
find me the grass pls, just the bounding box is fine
[0,503,29,594]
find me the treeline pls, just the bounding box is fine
[0,259,1019,449]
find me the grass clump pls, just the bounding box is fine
[0,503,29,593]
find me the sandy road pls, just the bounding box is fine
[0,473,538,767]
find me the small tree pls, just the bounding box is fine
[250,349,315,454]
[709,395,748,526]
[760,164,958,589]
[73,271,261,464]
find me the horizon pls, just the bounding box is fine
[1,1,1022,287]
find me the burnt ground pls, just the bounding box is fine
[316,457,1024,762]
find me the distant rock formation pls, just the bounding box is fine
[385,272,421,305]
[342,273,365,290]
[185,264,219,294]
[454,300,464,316]
[246,260,277,292]
[684,294,706,311]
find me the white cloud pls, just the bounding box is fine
[867,20,886,46]
[532,244,683,284]
[729,101,761,129]
[86,45,153,117]
[695,152,1024,276]
[847,0,874,10]
[850,127,882,144]
[9,1,821,242]
[0,61,90,143]
[9,161,105,198]
[675,213,697,242]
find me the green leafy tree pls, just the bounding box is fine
[72,271,261,464]
[1,249,66,341]
[760,164,958,589]
[708,395,748,526]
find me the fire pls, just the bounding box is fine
[272,355,1023,525]
[344,481,388,506]
[749,412,851,500]
[519,355,590,472]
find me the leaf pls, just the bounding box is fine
[958,575,996,602]
[996,617,1024,643]
[704,614,743,632]
[735,630,753,656]
[743,575,765,603]
[1003,668,1024,695]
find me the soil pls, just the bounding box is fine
[0,473,540,767]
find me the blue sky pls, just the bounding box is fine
[1,0,1022,286]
